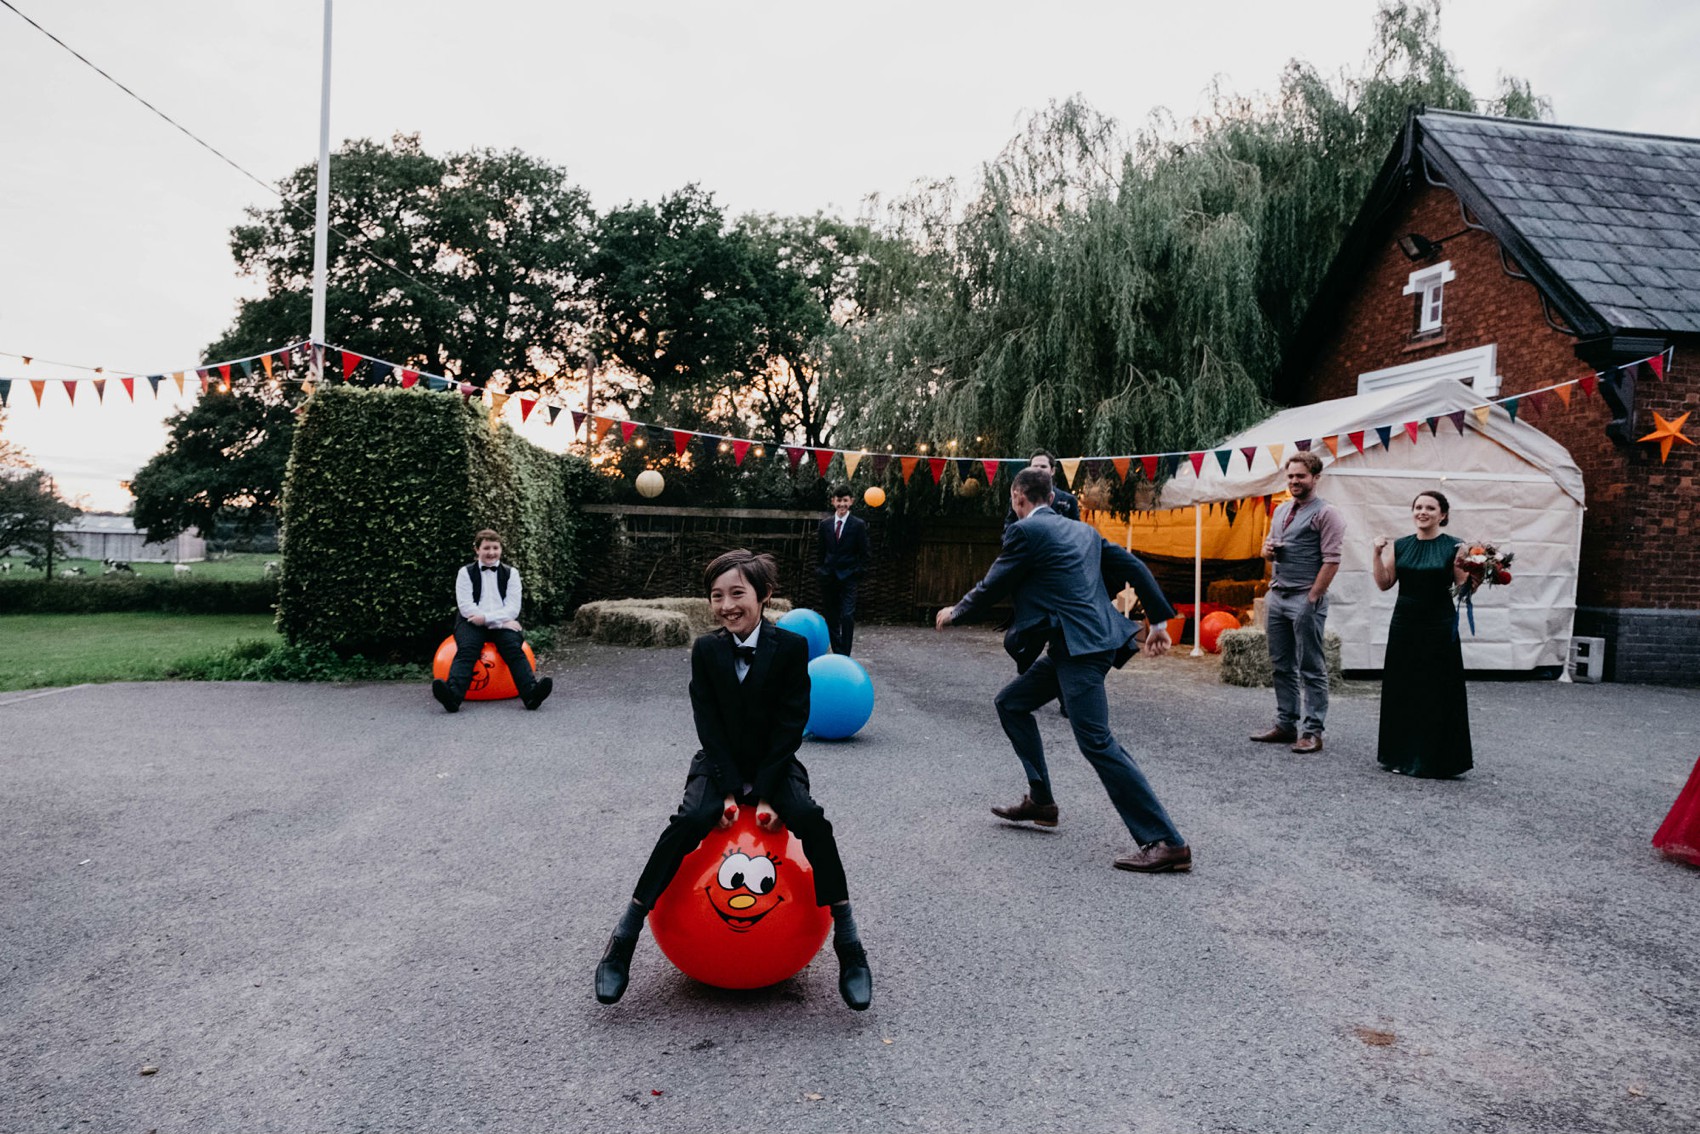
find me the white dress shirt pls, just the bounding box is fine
[733,624,760,682]
[455,563,523,629]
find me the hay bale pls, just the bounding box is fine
[573,596,797,645]
[1218,627,1343,688]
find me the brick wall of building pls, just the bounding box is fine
[1294,181,1699,682]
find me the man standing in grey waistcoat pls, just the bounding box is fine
[1250,452,1345,754]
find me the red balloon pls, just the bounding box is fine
[648,810,832,990]
[431,636,537,701]
[1199,610,1242,654]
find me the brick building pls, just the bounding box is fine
[1281,109,1700,685]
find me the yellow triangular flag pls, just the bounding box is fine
[843,451,862,479]
[1267,443,1284,467]
[1472,405,1491,426]
[172,372,185,395]
[489,392,510,415]
[1059,457,1081,487]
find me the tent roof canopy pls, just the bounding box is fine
[1160,378,1585,508]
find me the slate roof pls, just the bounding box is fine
[1419,110,1700,335]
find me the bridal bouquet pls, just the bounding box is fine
[1455,542,1515,597]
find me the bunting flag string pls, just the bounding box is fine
[1,336,1683,476]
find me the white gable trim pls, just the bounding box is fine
[1357,343,1502,399]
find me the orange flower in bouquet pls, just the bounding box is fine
[1455,542,1515,598]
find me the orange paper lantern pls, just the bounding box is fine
[431,636,537,700]
[863,486,886,508]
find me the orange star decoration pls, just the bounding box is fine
[1638,410,1695,463]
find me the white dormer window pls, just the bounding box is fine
[1402,261,1456,334]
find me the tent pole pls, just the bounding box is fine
[1191,504,1204,657]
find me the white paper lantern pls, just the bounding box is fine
[635,470,665,498]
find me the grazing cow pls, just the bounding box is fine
[263,560,281,578]
[102,558,135,575]
[0,561,10,574]
[59,567,86,577]
[173,563,192,577]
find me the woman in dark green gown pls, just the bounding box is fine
[1371,490,1473,778]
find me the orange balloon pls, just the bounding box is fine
[648,810,833,989]
[1199,610,1242,654]
[431,636,538,700]
[863,486,887,508]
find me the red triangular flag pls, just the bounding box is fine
[815,449,834,477]
[1348,430,1366,454]
[733,439,751,466]
[1140,456,1158,481]
[219,364,232,385]
[519,397,537,422]
[1524,391,1545,419]
[620,421,637,444]
[571,410,586,436]
[925,457,944,482]
[672,430,692,457]
[1580,373,1598,396]
[400,370,419,389]
[198,371,210,395]
[121,377,134,401]
[1649,352,1665,380]
[783,446,805,471]
[900,457,919,483]
[93,379,106,403]
[341,352,359,381]
[1187,452,1205,475]
[983,458,1000,483]
[1404,421,1420,443]
[64,380,77,405]
[1240,446,1257,469]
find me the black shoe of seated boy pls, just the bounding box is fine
[595,934,638,1005]
[522,676,553,711]
[835,940,872,1011]
[431,679,460,713]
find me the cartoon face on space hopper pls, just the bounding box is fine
[647,811,832,989]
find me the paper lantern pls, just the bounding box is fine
[863,486,886,508]
[648,810,832,989]
[431,636,537,700]
[635,469,664,498]
[1199,610,1241,654]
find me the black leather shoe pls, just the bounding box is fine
[835,940,872,1011]
[431,679,460,714]
[595,934,637,1005]
[522,676,553,711]
[991,795,1059,828]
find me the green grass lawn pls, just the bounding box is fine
[0,612,281,691]
[2,552,276,582]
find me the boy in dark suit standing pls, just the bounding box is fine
[594,549,872,1010]
[938,468,1192,873]
[816,484,870,655]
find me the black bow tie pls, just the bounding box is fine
[734,644,757,665]
[480,565,498,571]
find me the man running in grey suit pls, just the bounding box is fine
[935,467,1193,873]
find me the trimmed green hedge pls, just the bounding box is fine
[0,577,277,615]
[276,386,606,655]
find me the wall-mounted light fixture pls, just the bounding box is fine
[1397,227,1472,261]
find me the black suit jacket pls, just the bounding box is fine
[817,513,870,581]
[953,506,1176,673]
[690,625,811,800]
[1004,486,1080,527]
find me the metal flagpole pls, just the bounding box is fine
[309,0,334,346]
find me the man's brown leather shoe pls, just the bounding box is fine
[1290,733,1323,754]
[1114,843,1192,873]
[1249,726,1298,743]
[991,795,1059,827]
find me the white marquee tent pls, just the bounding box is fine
[1159,379,1585,671]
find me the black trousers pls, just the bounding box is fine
[631,753,849,909]
[819,575,858,655]
[446,618,537,699]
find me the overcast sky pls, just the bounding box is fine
[3,0,1697,511]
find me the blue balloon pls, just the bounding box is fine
[776,607,831,660]
[806,654,875,740]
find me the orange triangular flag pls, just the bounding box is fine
[593,416,614,444]
[900,457,919,483]
[30,379,45,406]
[1266,444,1284,467]
[1555,383,1573,408]
[1059,457,1081,487]
[489,392,510,415]
[1112,457,1131,482]
[844,452,863,478]
[261,354,273,379]
[1323,435,1338,457]
[1472,406,1491,426]
[172,372,185,395]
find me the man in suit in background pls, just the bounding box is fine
[1003,450,1081,526]
[816,483,870,656]
[937,468,1192,873]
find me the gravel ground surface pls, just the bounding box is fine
[3,626,1697,1133]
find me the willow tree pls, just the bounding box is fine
[823,0,1546,479]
